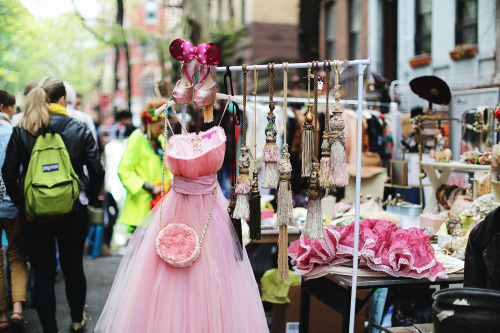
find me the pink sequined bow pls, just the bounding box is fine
[194,43,222,66]
[169,38,196,62]
[169,39,222,66]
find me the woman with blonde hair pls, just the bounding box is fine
[117,98,172,233]
[2,77,104,333]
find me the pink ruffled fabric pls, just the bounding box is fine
[289,219,447,281]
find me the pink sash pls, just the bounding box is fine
[172,174,217,195]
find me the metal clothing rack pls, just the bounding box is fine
[215,59,371,333]
[230,95,394,107]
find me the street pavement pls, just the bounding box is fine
[22,255,122,333]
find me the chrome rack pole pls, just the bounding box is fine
[349,61,369,333]
[215,59,371,72]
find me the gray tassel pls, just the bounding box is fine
[277,147,294,280]
[301,104,314,178]
[304,162,324,239]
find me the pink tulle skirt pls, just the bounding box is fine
[95,185,269,333]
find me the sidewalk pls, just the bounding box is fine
[22,255,121,333]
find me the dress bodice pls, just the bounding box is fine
[165,126,226,178]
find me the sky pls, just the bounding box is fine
[20,0,99,19]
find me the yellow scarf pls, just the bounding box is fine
[50,103,69,116]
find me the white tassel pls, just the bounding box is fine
[233,194,250,219]
[304,162,324,239]
[304,197,324,239]
[277,179,294,226]
[330,140,349,187]
[319,156,331,188]
[262,162,279,189]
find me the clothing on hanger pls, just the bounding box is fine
[95,106,269,332]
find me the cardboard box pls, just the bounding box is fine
[271,285,367,333]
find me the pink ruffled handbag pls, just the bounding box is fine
[155,185,217,268]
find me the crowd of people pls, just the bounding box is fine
[0,77,162,333]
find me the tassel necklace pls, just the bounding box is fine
[262,63,280,189]
[329,60,350,187]
[249,67,261,240]
[277,62,294,280]
[319,60,333,189]
[301,63,314,178]
[304,61,324,240]
[233,65,251,220]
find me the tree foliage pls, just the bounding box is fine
[210,20,249,64]
[0,0,103,99]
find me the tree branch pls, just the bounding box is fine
[70,0,109,44]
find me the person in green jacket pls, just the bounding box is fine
[117,98,172,232]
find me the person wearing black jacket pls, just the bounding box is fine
[2,77,104,333]
[464,206,500,291]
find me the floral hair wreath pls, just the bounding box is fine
[141,103,167,124]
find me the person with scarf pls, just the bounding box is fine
[0,90,27,331]
[2,77,104,333]
[117,98,172,233]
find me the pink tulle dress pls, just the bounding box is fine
[289,219,447,281]
[95,126,269,333]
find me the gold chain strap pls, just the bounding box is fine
[169,107,189,133]
[158,113,169,233]
[199,185,218,246]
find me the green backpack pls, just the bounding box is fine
[24,122,80,221]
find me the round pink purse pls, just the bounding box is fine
[156,223,201,267]
[155,186,217,268]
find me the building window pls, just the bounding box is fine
[455,0,477,45]
[415,0,432,55]
[145,0,158,24]
[146,11,156,20]
[141,74,156,99]
[325,3,336,60]
[349,0,361,59]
